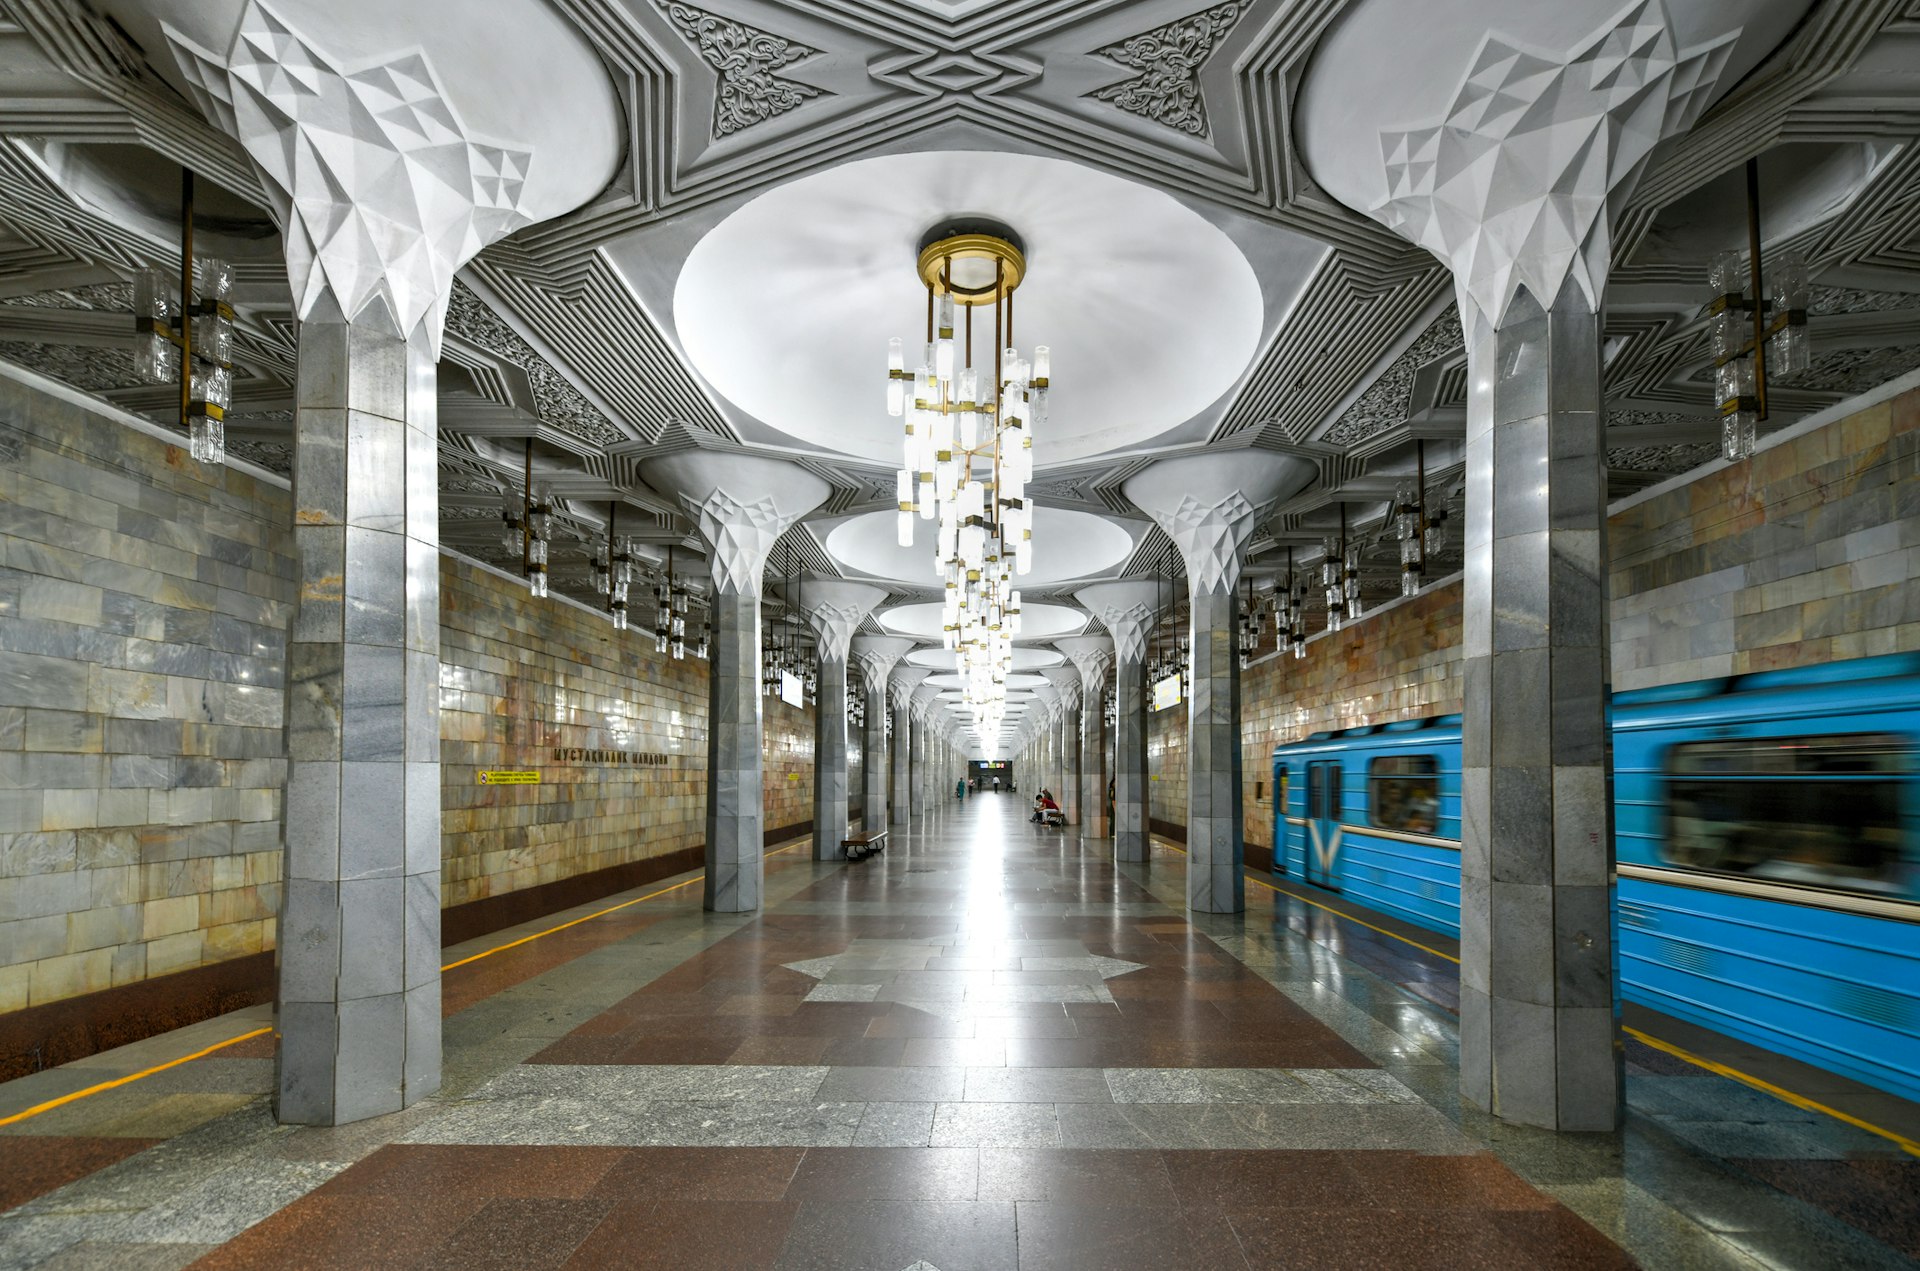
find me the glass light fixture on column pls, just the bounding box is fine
[525,485,552,599]
[1394,440,1434,598]
[1706,159,1812,463]
[1321,535,1345,634]
[131,170,235,466]
[885,221,1048,720]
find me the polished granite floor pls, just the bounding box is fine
[2,795,1917,1269]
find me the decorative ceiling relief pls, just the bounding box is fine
[1322,308,1463,447]
[1087,2,1243,138]
[1370,0,1737,338]
[660,1,825,138]
[163,1,537,351]
[444,283,623,447]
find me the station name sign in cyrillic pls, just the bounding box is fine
[549,749,673,766]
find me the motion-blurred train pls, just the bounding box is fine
[1270,651,1920,1101]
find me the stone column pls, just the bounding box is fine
[1076,583,1161,864]
[1294,3,1742,1129]
[1056,637,1113,838]
[276,316,443,1126]
[159,3,614,1125]
[852,637,913,833]
[642,455,829,911]
[1454,287,1621,1129]
[799,579,887,861]
[890,668,930,825]
[1044,669,1082,825]
[1125,454,1315,913]
[912,683,941,818]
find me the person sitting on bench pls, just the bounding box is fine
[1036,789,1064,827]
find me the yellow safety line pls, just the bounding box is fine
[1153,838,1920,1159]
[0,1026,273,1128]
[0,842,813,1127]
[1622,1026,1920,1159]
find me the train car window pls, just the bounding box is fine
[1665,734,1909,895]
[1369,755,1440,834]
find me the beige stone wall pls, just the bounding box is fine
[0,375,295,1014]
[437,557,712,910]
[762,692,814,837]
[1239,585,1464,855]
[1609,382,1920,688]
[1147,696,1187,833]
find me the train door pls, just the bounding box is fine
[1271,762,1289,874]
[1306,760,1343,890]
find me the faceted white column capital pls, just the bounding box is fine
[1043,667,1082,711]
[1123,452,1316,597]
[911,682,941,721]
[163,0,617,352]
[852,635,916,693]
[641,453,830,596]
[1075,582,1162,665]
[1301,0,1739,343]
[801,578,889,666]
[1054,636,1113,696]
[890,666,931,712]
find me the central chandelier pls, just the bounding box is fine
[886,221,1048,732]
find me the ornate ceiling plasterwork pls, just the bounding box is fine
[1088,2,1244,138]
[659,0,824,137]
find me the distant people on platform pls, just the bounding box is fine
[992,775,1001,793]
[956,777,967,799]
[1032,790,1064,827]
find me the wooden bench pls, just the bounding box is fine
[841,829,888,861]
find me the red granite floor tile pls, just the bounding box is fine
[1229,1207,1524,1271]
[975,1148,1177,1206]
[1485,1208,1641,1269]
[610,1037,740,1065]
[412,1197,612,1270]
[562,1199,799,1271]
[0,1136,161,1213]
[726,1036,834,1065]
[188,1194,483,1270]
[317,1145,628,1202]
[1343,1152,1558,1211]
[785,1147,980,1201]
[1013,1201,1226,1271]
[589,1147,803,1203]
[774,1199,1017,1271]
[1161,1149,1369,1212]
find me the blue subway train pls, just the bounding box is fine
[1270,651,1920,1102]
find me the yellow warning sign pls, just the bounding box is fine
[477,770,540,786]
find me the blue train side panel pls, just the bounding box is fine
[1270,652,1920,1104]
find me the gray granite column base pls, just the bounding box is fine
[1459,286,1622,1132]
[1113,657,1148,863]
[812,656,850,861]
[704,589,764,913]
[1082,706,1111,839]
[862,685,887,832]
[1186,589,1243,914]
[891,701,911,826]
[276,318,440,1127]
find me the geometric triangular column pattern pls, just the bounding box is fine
[1055,636,1114,839]
[890,668,931,826]
[1075,582,1161,865]
[1125,453,1315,914]
[851,637,914,836]
[641,454,829,913]
[800,580,888,861]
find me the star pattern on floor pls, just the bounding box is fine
[784,938,1147,1021]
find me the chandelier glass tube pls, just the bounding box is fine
[886,225,1048,743]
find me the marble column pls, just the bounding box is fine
[1076,583,1161,864]
[1456,286,1621,1129]
[277,316,442,1127]
[800,579,888,861]
[1056,637,1113,838]
[1290,1,1737,1131]
[852,637,913,833]
[1125,454,1315,914]
[912,683,941,818]
[1043,669,1082,825]
[641,454,829,911]
[890,668,930,825]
